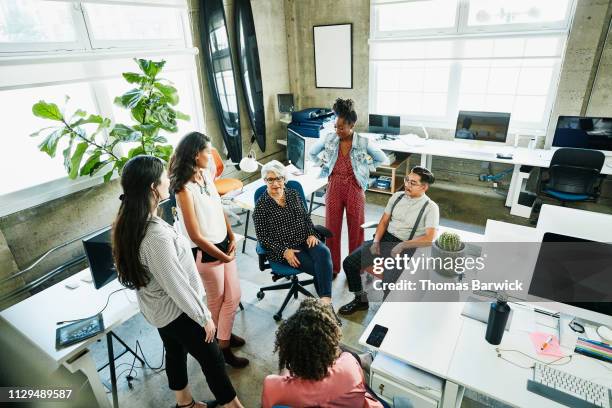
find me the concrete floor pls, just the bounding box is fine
[87,186,518,408]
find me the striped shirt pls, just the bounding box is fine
[136,216,212,328]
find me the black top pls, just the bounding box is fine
[253,188,319,263]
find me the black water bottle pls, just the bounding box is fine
[485,294,511,345]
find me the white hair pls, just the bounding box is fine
[260,160,287,180]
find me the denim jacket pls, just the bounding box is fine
[309,132,389,190]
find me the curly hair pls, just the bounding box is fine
[274,298,342,381]
[332,98,357,125]
[168,131,211,193]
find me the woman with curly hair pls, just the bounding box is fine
[261,298,384,408]
[168,132,248,368]
[309,98,389,277]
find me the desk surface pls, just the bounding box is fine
[363,133,612,174]
[232,164,328,210]
[0,269,139,366]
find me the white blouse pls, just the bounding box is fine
[176,171,228,246]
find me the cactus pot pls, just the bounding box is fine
[431,240,466,276]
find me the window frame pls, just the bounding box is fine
[0,0,205,217]
[368,0,576,136]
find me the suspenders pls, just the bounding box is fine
[389,194,430,241]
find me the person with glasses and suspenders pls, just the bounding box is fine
[339,166,439,315]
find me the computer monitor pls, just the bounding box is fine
[83,227,117,289]
[287,128,305,173]
[368,114,401,136]
[277,94,294,114]
[455,111,510,143]
[552,115,612,152]
[528,232,612,325]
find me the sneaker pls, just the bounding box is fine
[338,297,369,315]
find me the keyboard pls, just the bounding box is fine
[527,363,611,408]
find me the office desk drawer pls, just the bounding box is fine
[371,372,439,408]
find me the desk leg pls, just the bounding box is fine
[64,349,112,408]
[107,333,119,408]
[441,380,464,408]
[506,164,521,207]
[242,210,250,254]
[420,154,432,169]
[308,192,315,215]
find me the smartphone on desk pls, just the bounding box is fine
[366,324,388,348]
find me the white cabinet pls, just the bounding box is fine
[370,353,443,408]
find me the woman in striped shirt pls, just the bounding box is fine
[112,155,243,408]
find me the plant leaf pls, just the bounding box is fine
[91,158,113,175]
[32,101,63,121]
[153,82,179,105]
[153,144,173,163]
[71,114,105,128]
[29,126,57,138]
[120,88,145,109]
[103,169,115,183]
[128,146,145,158]
[69,142,88,179]
[62,138,75,171]
[175,110,190,121]
[110,124,142,142]
[80,151,102,176]
[122,72,147,84]
[38,128,65,157]
[136,59,166,79]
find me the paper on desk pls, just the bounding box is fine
[529,332,564,357]
[510,306,536,333]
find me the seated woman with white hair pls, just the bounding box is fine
[252,160,339,322]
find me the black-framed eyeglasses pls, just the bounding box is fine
[264,176,285,185]
[404,177,423,187]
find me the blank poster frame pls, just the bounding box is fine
[313,23,353,89]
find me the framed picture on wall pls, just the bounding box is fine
[313,23,352,89]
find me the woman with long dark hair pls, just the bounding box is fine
[169,132,248,368]
[309,98,389,277]
[112,155,244,408]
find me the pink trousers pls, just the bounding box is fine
[194,251,241,341]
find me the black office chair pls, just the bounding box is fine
[253,180,331,321]
[536,148,604,207]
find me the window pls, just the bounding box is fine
[0,1,202,216]
[369,0,576,133]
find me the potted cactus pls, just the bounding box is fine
[431,231,466,276]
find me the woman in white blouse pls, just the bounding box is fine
[169,132,247,368]
[112,155,243,408]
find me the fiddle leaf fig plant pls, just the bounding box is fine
[30,59,190,182]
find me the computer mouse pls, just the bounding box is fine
[597,325,612,342]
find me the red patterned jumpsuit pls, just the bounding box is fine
[325,147,365,275]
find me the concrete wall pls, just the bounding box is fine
[188,0,291,180]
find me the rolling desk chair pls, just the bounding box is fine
[253,180,331,321]
[536,147,604,207]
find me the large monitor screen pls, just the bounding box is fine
[552,116,612,152]
[287,128,305,172]
[455,111,510,143]
[528,232,612,317]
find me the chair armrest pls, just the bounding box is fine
[314,224,332,238]
[361,221,378,229]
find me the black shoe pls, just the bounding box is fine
[221,346,249,368]
[338,297,369,315]
[229,333,245,348]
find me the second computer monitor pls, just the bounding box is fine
[369,114,400,135]
[83,226,116,290]
[455,111,510,143]
[287,128,305,173]
[552,116,612,152]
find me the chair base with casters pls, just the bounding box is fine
[255,243,318,321]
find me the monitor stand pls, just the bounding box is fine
[287,160,304,176]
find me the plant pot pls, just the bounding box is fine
[431,240,466,277]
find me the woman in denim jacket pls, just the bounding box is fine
[309,99,389,276]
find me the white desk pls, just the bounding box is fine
[232,164,329,253]
[0,269,139,408]
[363,134,612,215]
[359,220,612,407]
[536,204,612,242]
